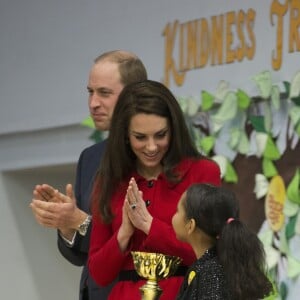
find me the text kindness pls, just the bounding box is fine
[163,0,300,87]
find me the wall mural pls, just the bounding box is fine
[160,2,300,296]
[82,2,300,298]
[82,69,300,299]
[175,69,300,300]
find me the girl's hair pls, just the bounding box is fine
[184,183,273,300]
[93,80,201,223]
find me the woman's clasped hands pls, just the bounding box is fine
[117,178,153,252]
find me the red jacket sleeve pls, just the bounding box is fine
[88,216,128,286]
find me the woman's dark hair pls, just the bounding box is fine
[184,183,273,300]
[93,80,201,223]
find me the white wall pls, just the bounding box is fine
[2,0,298,135]
[0,165,79,300]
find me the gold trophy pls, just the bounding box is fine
[131,251,182,300]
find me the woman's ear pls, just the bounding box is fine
[187,218,196,235]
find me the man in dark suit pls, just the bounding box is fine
[30,50,147,299]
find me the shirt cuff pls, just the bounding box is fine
[59,230,77,247]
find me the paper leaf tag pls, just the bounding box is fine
[258,227,273,246]
[252,70,272,99]
[188,270,196,285]
[255,132,268,157]
[289,106,300,128]
[271,85,280,110]
[186,97,199,116]
[254,174,269,199]
[295,212,300,235]
[289,70,300,98]
[211,92,238,133]
[264,245,280,269]
[265,175,286,232]
[287,255,300,279]
[264,102,272,133]
[212,155,227,179]
[215,80,230,101]
[283,199,299,217]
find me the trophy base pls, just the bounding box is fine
[140,279,162,300]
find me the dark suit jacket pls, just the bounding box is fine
[57,140,114,300]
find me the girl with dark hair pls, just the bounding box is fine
[172,183,273,300]
[88,80,221,299]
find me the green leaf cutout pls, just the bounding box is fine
[263,136,281,160]
[262,158,278,178]
[89,130,102,143]
[236,89,250,109]
[201,91,214,111]
[283,81,290,95]
[291,96,300,106]
[285,215,297,240]
[81,116,95,129]
[296,123,300,136]
[296,212,300,235]
[279,281,288,300]
[224,161,238,183]
[280,226,289,254]
[229,128,240,149]
[249,116,266,133]
[287,169,300,204]
[262,277,279,300]
[199,136,215,155]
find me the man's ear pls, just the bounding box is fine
[187,218,196,235]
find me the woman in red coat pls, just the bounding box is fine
[88,80,221,300]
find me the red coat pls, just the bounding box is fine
[89,158,221,300]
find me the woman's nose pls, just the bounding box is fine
[146,139,157,151]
